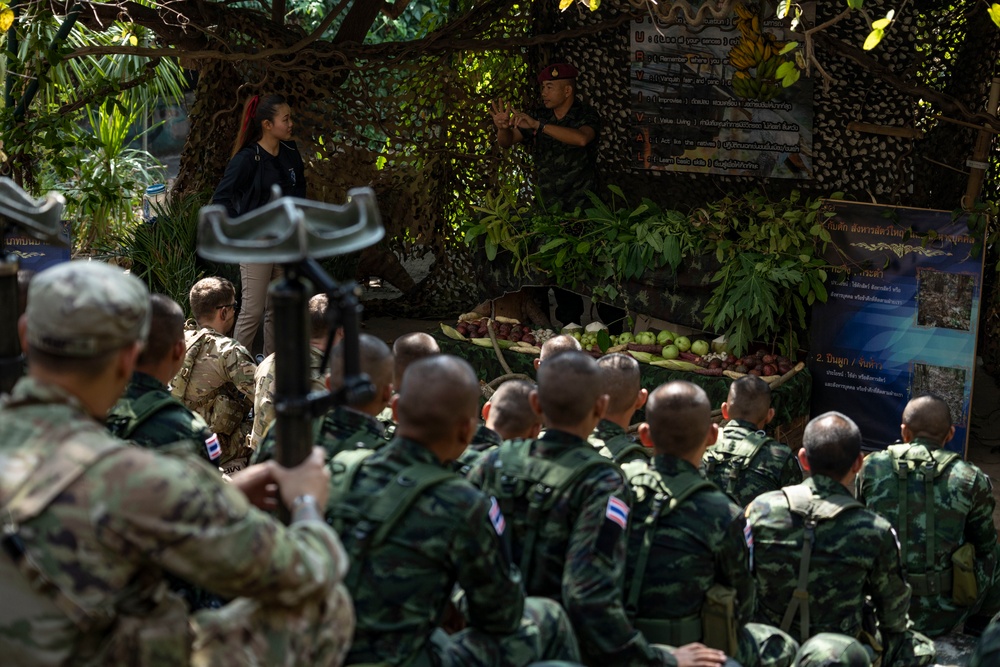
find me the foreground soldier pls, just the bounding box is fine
[857,394,1000,637]
[327,355,581,665]
[469,352,693,665]
[0,261,353,666]
[378,331,441,436]
[106,294,221,465]
[171,276,257,468]
[249,293,336,452]
[702,376,800,507]
[623,381,797,667]
[254,333,392,464]
[591,353,650,465]
[747,412,934,666]
[458,379,540,475]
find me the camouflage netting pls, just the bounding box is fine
[174,0,1000,320]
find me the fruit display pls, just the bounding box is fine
[440,318,802,382]
[727,2,791,102]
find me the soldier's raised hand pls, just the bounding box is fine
[272,446,332,510]
[511,110,538,130]
[491,98,514,130]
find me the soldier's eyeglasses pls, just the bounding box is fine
[217,303,240,312]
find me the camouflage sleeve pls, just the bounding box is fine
[965,468,998,577]
[463,447,498,490]
[221,341,258,399]
[778,449,803,488]
[93,448,345,604]
[563,467,656,664]
[579,103,601,136]
[717,509,756,623]
[454,489,524,634]
[249,364,276,452]
[867,518,912,634]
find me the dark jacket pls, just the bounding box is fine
[212,140,306,217]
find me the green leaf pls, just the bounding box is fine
[863,28,885,50]
[776,61,796,79]
[779,41,799,55]
[485,237,497,261]
[538,238,567,253]
[989,3,1000,28]
[872,12,893,30]
[607,184,626,199]
[576,241,591,254]
[597,329,611,352]
[776,0,791,19]
[847,0,863,9]
[781,68,801,87]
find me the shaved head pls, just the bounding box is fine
[536,351,603,427]
[486,379,539,439]
[396,355,480,445]
[646,381,713,455]
[330,333,393,394]
[137,294,185,366]
[726,375,772,423]
[393,332,440,385]
[803,411,862,479]
[539,334,582,361]
[598,353,642,414]
[902,394,952,443]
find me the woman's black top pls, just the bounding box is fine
[212,140,306,217]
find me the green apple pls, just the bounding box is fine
[571,331,582,341]
[656,329,674,346]
[674,336,691,352]
[661,344,680,360]
[691,339,710,357]
[618,332,634,344]
[636,331,657,346]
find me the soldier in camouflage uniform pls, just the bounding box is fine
[590,353,650,465]
[457,379,540,475]
[746,412,935,667]
[171,277,257,470]
[376,331,441,436]
[702,376,801,507]
[0,261,353,667]
[856,394,1000,638]
[255,333,393,464]
[249,294,339,453]
[107,294,221,465]
[328,355,581,665]
[623,381,797,667]
[468,352,710,666]
[969,613,1000,667]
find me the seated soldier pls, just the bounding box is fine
[746,412,935,666]
[591,353,649,465]
[171,277,257,469]
[532,333,582,372]
[969,615,1000,667]
[249,293,340,453]
[468,352,724,666]
[793,634,872,667]
[702,375,801,507]
[457,379,540,475]
[378,331,441,436]
[0,261,352,666]
[857,394,1000,638]
[623,381,797,667]
[326,355,581,665]
[254,333,393,463]
[107,294,220,465]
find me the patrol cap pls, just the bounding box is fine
[25,260,151,357]
[793,633,872,667]
[537,62,579,82]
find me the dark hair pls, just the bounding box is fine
[487,379,539,438]
[137,294,185,366]
[902,393,952,442]
[308,293,329,340]
[597,353,641,414]
[393,332,440,385]
[189,277,236,324]
[536,351,603,427]
[726,375,771,422]
[231,94,289,158]
[803,411,862,478]
[646,381,712,455]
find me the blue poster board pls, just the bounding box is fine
[808,201,983,456]
[3,221,71,272]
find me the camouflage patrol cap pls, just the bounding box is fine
[26,260,151,357]
[537,62,579,82]
[793,633,872,667]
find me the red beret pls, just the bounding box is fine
[537,63,579,82]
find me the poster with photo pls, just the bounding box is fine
[630,2,814,178]
[808,201,984,456]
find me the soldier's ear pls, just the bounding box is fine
[594,393,609,421]
[705,422,719,447]
[529,390,543,417]
[797,447,811,472]
[634,388,648,410]
[17,314,28,351]
[638,422,654,449]
[171,338,185,362]
[720,402,731,421]
[481,401,492,423]
[944,425,956,446]
[765,407,775,425]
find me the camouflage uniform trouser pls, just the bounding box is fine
[793,633,872,667]
[191,582,354,667]
[880,628,936,667]
[433,596,581,666]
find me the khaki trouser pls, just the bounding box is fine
[192,583,354,667]
[235,263,281,356]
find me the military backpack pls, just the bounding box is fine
[106,391,187,441]
[702,425,773,505]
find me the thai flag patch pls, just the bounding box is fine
[205,433,222,462]
[605,496,629,529]
[744,522,755,571]
[489,496,506,536]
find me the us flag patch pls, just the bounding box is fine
[605,496,629,529]
[489,497,506,535]
[205,433,222,462]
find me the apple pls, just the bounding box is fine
[618,332,634,344]
[691,340,710,357]
[656,330,674,346]
[636,331,657,346]
[674,336,691,352]
[662,344,680,360]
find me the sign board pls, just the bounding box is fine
[630,2,814,179]
[3,221,72,272]
[808,201,984,456]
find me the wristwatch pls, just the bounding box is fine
[291,494,317,512]
[537,119,547,135]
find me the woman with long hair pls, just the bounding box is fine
[212,94,306,356]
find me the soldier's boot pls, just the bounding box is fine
[742,622,799,667]
[793,633,872,666]
[879,629,936,667]
[446,596,582,666]
[191,582,354,667]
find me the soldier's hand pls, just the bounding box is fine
[491,98,514,130]
[230,462,280,511]
[511,111,537,130]
[272,447,332,510]
[670,643,728,667]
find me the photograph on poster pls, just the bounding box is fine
[915,268,975,331]
[910,362,969,428]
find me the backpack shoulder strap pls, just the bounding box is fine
[368,463,457,547]
[170,329,215,400]
[109,392,183,440]
[327,449,376,519]
[605,435,652,464]
[626,470,716,615]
